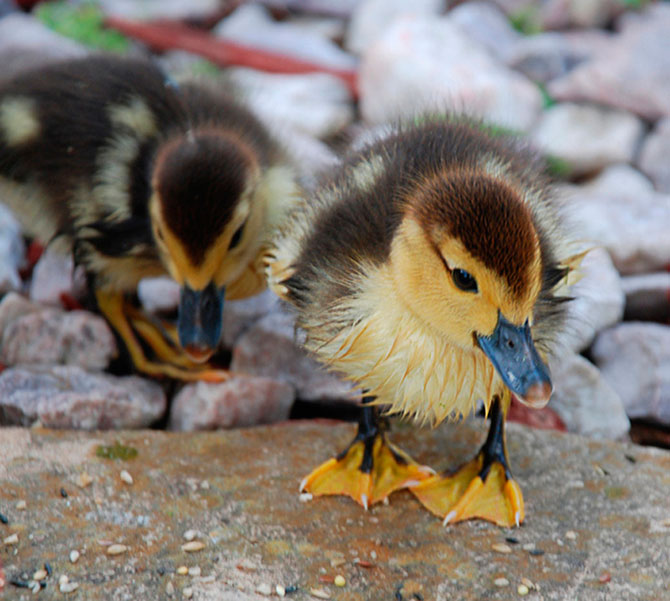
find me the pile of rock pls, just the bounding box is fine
[0,0,668,441]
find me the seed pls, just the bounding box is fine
[177,566,188,575]
[200,480,210,490]
[77,472,93,488]
[183,587,193,599]
[521,577,535,589]
[60,488,68,498]
[334,575,346,587]
[529,549,545,556]
[16,500,26,510]
[166,581,175,595]
[518,584,529,596]
[661,517,670,527]
[45,562,52,577]
[33,569,47,581]
[310,588,331,599]
[70,550,80,563]
[256,583,272,595]
[188,566,201,577]
[182,541,205,552]
[318,575,333,584]
[276,584,286,597]
[107,544,128,555]
[330,557,346,567]
[60,582,79,593]
[183,529,197,541]
[599,572,611,584]
[494,578,509,587]
[492,543,512,554]
[3,533,18,545]
[0,512,8,524]
[566,531,577,540]
[299,493,313,503]
[59,575,69,586]
[505,536,519,544]
[120,470,133,485]
[31,581,41,594]
[522,543,535,551]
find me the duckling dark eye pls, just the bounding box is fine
[229,221,245,250]
[452,269,478,293]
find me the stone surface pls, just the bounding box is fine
[621,272,670,323]
[490,0,624,30]
[0,203,24,294]
[531,103,644,176]
[28,242,86,306]
[345,0,446,55]
[562,164,670,275]
[559,246,624,353]
[359,15,543,132]
[226,67,354,139]
[592,323,670,426]
[231,311,355,401]
[137,276,180,315]
[549,353,629,440]
[0,365,166,429]
[637,117,670,194]
[0,308,117,371]
[222,289,279,350]
[0,292,41,339]
[548,4,670,121]
[169,376,295,431]
[97,0,221,20]
[0,423,669,599]
[215,4,357,72]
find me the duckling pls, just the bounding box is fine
[267,116,580,527]
[0,55,299,380]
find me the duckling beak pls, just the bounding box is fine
[177,282,225,363]
[476,313,552,409]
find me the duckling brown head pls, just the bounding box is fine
[149,129,262,362]
[390,169,552,408]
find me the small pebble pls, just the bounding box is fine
[183,529,197,542]
[310,588,331,599]
[31,581,41,594]
[69,550,80,564]
[32,569,47,581]
[106,544,128,556]
[166,581,175,595]
[60,488,68,498]
[518,584,529,596]
[521,577,535,589]
[256,582,272,595]
[566,531,577,540]
[16,500,27,510]
[334,575,346,587]
[522,543,535,551]
[529,549,545,556]
[182,541,206,552]
[188,566,201,577]
[505,536,519,545]
[45,562,52,576]
[0,512,8,524]
[299,493,313,503]
[60,582,79,594]
[200,480,210,490]
[276,585,286,597]
[120,470,133,485]
[183,586,193,599]
[77,472,93,488]
[660,517,670,527]
[330,557,346,567]
[494,577,510,587]
[492,543,512,554]
[59,575,69,586]
[176,566,188,575]
[599,572,611,584]
[3,533,18,545]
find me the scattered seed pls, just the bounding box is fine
[285,585,299,594]
[624,454,636,464]
[529,549,545,556]
[33,569,47,581]
[107,544,128,556]
[383,497,390,505]
[177,566,188,575]
[3,533,18,545]
[60,488,68,498]
[183,530,197,542]
[183,586,193,599]
[492,543,512,554]
[494,577,509,587]
[77,472,93,488]
[120,470,133,485]
[166,581,175,595]
[522,543,535,551]
[256,583,272,595]
[276,584,286,597]
[16,500,26,510]
[182,541,205,553]
[188,566,201,577]
[599,572,611,584]
[59,575,69,586]
[69,550,80,563]
[0,512,8,524]
[44,562,52,577]
[318,575,334,584]
[236,558,256,571]
[60,581,79,594]
[521,577,535,589]
[354,559,374,568]
[505,536,519,545]
[661,518,670,527]
[31,581,41,594]
[518,584,529,596]
[200,480,210,490]
[370,550,377,560]
[334,575,346,587]
[299,493,313,503]
[566,531,577,540]
[310,588,331,599]
[330,557,346,567]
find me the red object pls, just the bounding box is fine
[507,396,567,432]
[19,239,45,280]
[598,572,612,584]
[59,292,84,312]
[104,16,359,98]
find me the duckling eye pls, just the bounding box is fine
[228,221,245,250]
[452,268,478,293]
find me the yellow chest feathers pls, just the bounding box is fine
[302,263,503,426]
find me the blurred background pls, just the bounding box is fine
[0,0,668,448]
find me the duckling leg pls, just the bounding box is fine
[410,394,524,528]
[95,289,229,382]
[300,398,434,509]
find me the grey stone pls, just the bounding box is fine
[222,289,279,349]
[637,117,670,194]
[548,4,670,120]
[622,272,670,322]
[592,322,670,426]
[0,291,41,338]
[97,0,220,20]
[284,14,347,43]
[29,241,86,307]
[231,310,355,401]
[549,353,629,440]
[169,375,295,431]
[531,103,644,176]
[0,308,117,371]
[137,276,180,315]
[490,0,624,30]
[0,365,166,429]
[358,15,542,132]
[345,0,446,55]
[0,202,24,293]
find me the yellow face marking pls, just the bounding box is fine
[0,97,40,146]
[107,96,157,139]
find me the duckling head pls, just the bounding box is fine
[149,129,263,362]
[389,169,552,408]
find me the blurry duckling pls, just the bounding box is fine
[0,55,300,380]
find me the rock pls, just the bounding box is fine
[0,203,25,293]
[0,308,117,371]
[531,103,644,176]
[0,292,41,338]
[284,15,347,43]
[226,67,354,139]
[548,5,670,120]
[215,4,357,72]
[622,272,670,322]
[637,117,670,194]
[0,365,166,429]
[490,0,624,30]
[562,164,670,274]
[137,276,180,315]
[358,15,542,132]
[29,241,86,306]
[447,1,521,63]
[222,289,279,349]
[549,353,629,440]
[592,323,670,426]
[345,0,446,55]
[97,0,221,20]
[231,311,355,401]
[169,376,295,431]
[0,13,87,82]
[559,247,624,353]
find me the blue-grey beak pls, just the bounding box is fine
[477,313,552,408]
[177,283,225,363]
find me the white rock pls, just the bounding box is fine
[0,203,25,293]
[29,242,86,306]
[226,67,354,139]
[549,353,629,440]
[637,117,670,194]
[285,15,347,43]
[621,272,670,322]
[531,103,644,176]
[0,292,41,338]
[137,276,180,315]
[346,0,446,55]
[592,323,670,426]
[222,289,279,349]
[97,0,220,20]
[359,15,542,132]
[215,4,357,72]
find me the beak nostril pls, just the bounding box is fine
[507,339,515,349]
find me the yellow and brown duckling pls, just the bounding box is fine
[268,116,580,527]
[0,55,300,381]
